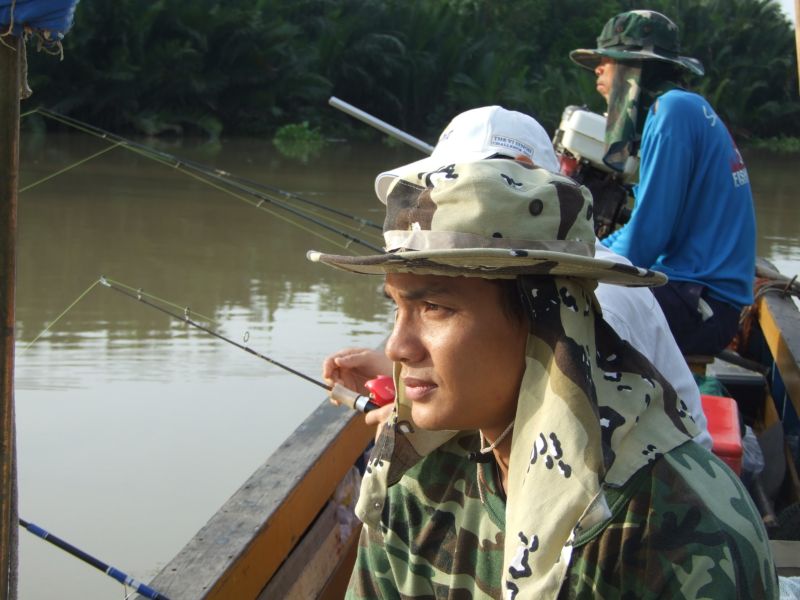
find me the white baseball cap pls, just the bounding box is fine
[374,105,560,203]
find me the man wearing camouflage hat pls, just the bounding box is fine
[308,158,775,598]
[325,105,711,450]
[571,10,756,357]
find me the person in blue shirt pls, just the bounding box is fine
[570,9,756,356]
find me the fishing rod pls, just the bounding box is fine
[99,277,393,413]
[36,107,382,229]
[328,96,435,154]
[204,165,382,231]
[209,168,381,231]
[35,108,384,252]
[19,518,170,600]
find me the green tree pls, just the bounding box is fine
[22,0,800,141]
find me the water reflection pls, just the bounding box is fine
[13,132,800,599]
[15,131,420,599]
[745,150,800,275]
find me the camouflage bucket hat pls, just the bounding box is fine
[570,10,704,76]
[308,159,666,287]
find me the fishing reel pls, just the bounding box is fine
[364,375,396,406]
[553,106,635,239]
[330,375,395,414]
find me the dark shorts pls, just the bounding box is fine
[652,280,741,356]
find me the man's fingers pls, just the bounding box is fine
[322,347,368,382]
[334,349,371,367]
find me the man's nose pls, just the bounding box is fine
[385,315,424,365]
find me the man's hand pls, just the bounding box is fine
[323,347,395,441]
[322,347,392,397]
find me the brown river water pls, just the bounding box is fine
[12,130,800,599]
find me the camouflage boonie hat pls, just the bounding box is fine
[308,159,666,287]
[570,10,704,76]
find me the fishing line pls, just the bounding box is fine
[100,276,385,413]
[101,276,325,389]
[18,278,219,353]
[19,279,102,353]
[162,161,379,251]
[34,109,380,250]
[214,171,382,231]
[38,107,382,231]
[231,175,381,239]
[29,116,364,254]
[99,278,218,323]
[21,274,389,412]
[18,141,124,193]
[154,159,358,252]
[19,518,171,600]
[33,109,384,252]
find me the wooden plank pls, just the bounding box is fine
[137,400,374,600]
[257,501,340,599]
[258,497,362,599]
[757,291,800,418]
[319,522,362,600]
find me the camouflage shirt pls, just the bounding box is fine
[346,432,777,599]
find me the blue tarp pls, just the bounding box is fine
[0,0,79,42]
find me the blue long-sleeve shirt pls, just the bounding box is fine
[602,89,755,308]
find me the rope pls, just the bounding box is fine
[0,0,15,38]
[754,279,800,302]
[736,271,800,352]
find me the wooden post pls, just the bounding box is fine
[0,32,20,600]
[795,0,800,95]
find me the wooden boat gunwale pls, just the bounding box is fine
[136,400,374,600]
[756,286,800,418]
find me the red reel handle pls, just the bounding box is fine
[364,375,395,407]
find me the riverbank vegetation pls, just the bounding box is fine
[24,0,800,145]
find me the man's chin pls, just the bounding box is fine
[410,404,453,432]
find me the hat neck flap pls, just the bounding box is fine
[603,64,679,172]
[355,276,699,599]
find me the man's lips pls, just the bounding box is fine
[402,377,438,401]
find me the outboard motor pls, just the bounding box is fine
[553,106,636,239]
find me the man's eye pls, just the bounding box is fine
[423,302,443,312]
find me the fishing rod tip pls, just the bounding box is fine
[99,276,110,287]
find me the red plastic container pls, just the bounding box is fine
[700,394,743,475]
